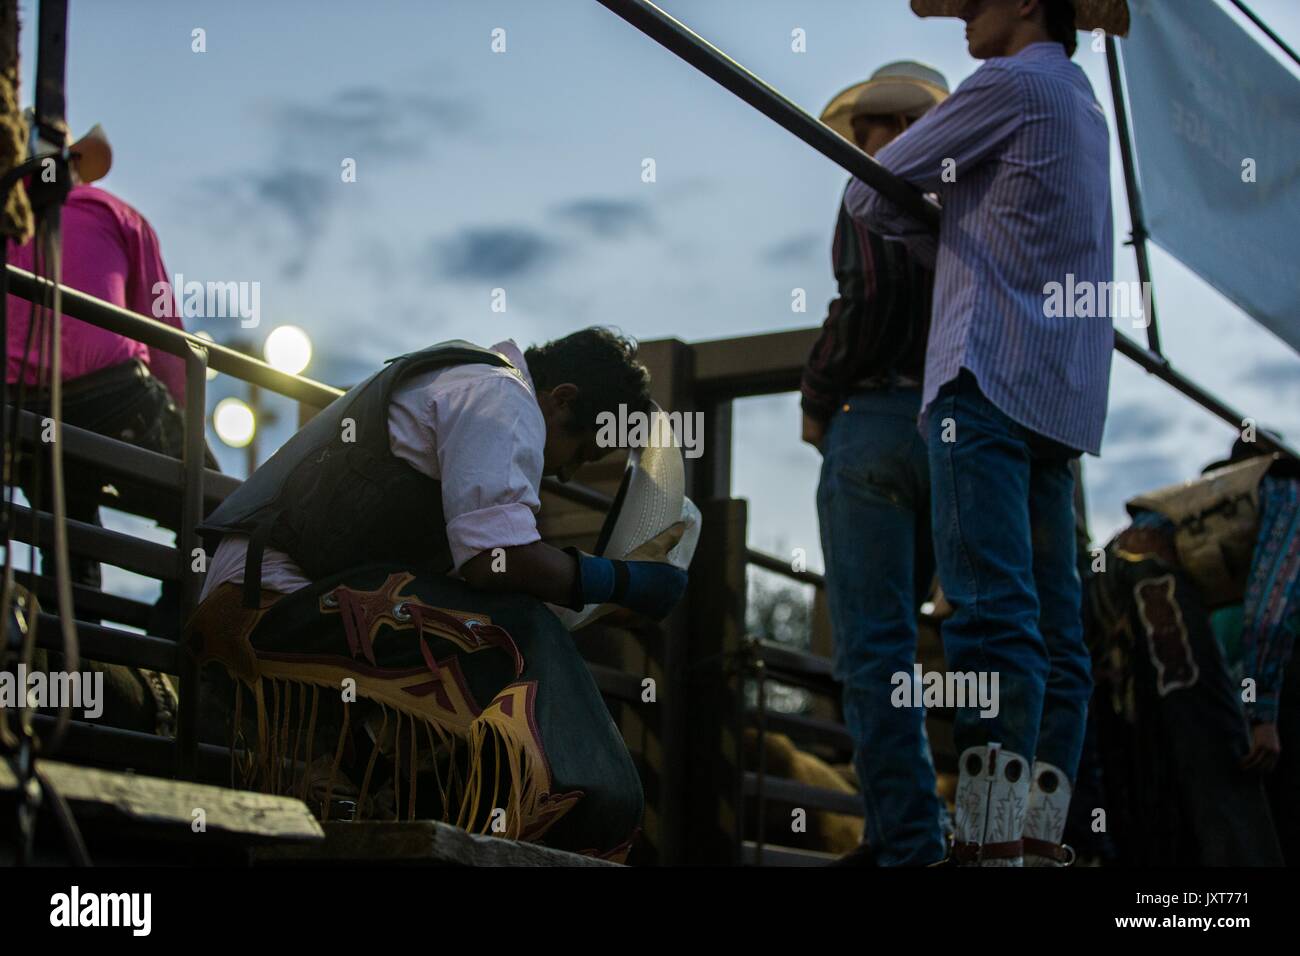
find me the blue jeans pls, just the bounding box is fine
[816,387,946,866]
[927,370,1092,778]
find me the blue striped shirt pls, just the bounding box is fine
[845,42,1114,455]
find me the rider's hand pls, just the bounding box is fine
[1240,722,1281,774]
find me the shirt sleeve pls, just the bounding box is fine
[800,200,880,423]
[431,374,545,572]
[122,209,188,405]
[845,62,1025,240]
[1240,475,1300,724]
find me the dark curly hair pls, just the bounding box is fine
[525,327,652,434]
[1044,0,1079,57]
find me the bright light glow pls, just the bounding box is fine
[194,331,219,380]
[213,397,255,448]
[264,325,312,375]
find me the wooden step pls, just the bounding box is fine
[0,758,322,864]
[252,820,623,867]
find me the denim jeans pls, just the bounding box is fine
[816,387,946,865]
[927,370,1092,779]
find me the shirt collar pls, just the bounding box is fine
[490,339,534,392]
[1013,41,1068,61]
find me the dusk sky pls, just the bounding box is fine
[20,0,1300,595]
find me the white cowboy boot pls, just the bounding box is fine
[952,743,1029,866]
[1023,760,1074,867]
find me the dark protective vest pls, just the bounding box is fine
[199,340,517,606]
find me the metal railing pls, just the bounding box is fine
[4,263,338,779]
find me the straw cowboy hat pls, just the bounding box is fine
[820,61,950,143]
[910,0,1130,37]
[23,109,113,183]
[66,124,112,183]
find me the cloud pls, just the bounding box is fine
[761,233,822,264]
[250,168,335,278]
[1086,453,1186,532]
[551,198,655,239]
[196,166,335,279]
[429,226,565,281]
[1101,400,1174,448]
[196,85,478,279]
[271,87,475,163]
[1237,356,1300,393]
[310,350,382,391]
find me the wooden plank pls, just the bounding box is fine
[685,497,747,863]
[692,327,817,398]
[0,759,322,843]
[251,820,621,867]
[742,841,837,867]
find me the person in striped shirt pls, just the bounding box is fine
[845,0,1129,865]
[801,61,950,867]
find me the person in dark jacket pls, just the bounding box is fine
[801,61,949,866]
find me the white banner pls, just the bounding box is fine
[1121,0,1300,354]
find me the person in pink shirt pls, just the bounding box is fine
[8,125,187,401]
[7,124,203,600]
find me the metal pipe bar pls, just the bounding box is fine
[9,504,178,581]
[8,408,242,512]
[4,266,342,408]
[746,547,824,588]
[1114,330,1299,459]
[541,476,614,510]
[742,771,865,817]
[35,613,177,672]
[593,0,941,229]
[747,640,842,700]
[175,344,208,779]
[16,570,154,629]
[743,707,854,750]
[9,405,184,487]
[28,714,234,783]
[33,0,68,152]
[1106,36,1162,356]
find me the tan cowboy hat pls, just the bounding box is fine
[68,124,112,184]
[910,0,1130,37]
[23,109,113,183]
[820,61,950,143]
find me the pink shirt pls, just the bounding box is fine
[200,340,546,598]
[6,184,187,404]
